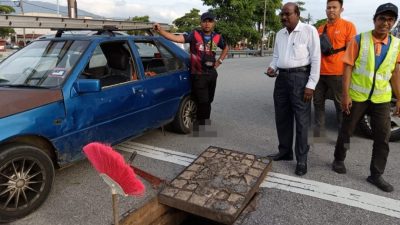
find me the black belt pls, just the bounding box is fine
[278,65,311,73]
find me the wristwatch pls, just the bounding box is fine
[217,58,223,64]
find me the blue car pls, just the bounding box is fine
[0,32,196,222]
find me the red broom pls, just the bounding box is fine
[83,142,145,225]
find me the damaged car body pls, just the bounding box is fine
[0,32,195,222]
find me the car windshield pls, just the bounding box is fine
[0,40,89,88]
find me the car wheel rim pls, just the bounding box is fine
[182,100,196,129]
[0,157,46,212]
[390,106,400,132]
[365,115,400,132]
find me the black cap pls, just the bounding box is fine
[375,3,398,18]
[201,12,215,21]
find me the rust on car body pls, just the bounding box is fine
[0,88,63,118]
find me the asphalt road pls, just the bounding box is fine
[10,56,400,225]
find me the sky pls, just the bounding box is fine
[39,0,398,33]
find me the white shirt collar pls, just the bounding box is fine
[285,21,303,34]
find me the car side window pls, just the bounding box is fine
[81,41,139,87]
[135,41,184,78]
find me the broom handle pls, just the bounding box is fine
[112,191,119,225]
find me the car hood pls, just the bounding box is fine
[0,88,63,118]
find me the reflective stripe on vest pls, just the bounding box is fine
[190,30,221,74]
[350,31,400,103]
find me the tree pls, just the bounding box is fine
[173,8,200,33]
[295,1,306,12]
[0,5,15,38]
[127,16,150,35]
[313,18,327,29]
[295,1,308,23]
[0,5,14,14]
[253,0,282,33]
[202,0,261,45]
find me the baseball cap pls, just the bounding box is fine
[201,12,215,21]
[375,3,398,18]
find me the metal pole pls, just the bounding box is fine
[57,0,60,16]
[68,0,77,18]
[261,0,267,56]
[20,0,26,46]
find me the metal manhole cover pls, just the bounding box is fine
[158,146,271,224]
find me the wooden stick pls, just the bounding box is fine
[112,190,119,225]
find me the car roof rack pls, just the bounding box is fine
[0,15,170,32]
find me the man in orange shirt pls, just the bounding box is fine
[314,0,356,137]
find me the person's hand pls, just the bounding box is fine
[394,100,400,117]
[153,23,161,33]
[265,67,277,77]
[214,61,221,68]
[303,88,313,102]
[341,94,352,115]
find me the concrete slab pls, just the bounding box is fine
[158,146,272,224]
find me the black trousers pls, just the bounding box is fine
[273,70,311,163]
[313,75,343,134]
[334,101,391,176]
[191,70,218,123]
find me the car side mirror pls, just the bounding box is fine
[74,79,101,93]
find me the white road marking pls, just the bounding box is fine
[115,141,400,219]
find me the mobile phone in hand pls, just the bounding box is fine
[264,71,277,77]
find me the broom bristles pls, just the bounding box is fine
[83,142,145,196]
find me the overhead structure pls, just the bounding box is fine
[0,15,171,31]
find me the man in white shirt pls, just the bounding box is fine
[265,2,321,176]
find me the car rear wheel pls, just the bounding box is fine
[170,96,196,134]
[0,144,54,223]
[358,103,400,142]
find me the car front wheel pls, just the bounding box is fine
[0,144,55,223]
[170,96,196,134]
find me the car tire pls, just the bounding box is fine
[170,96,196,134]
[0,143,55,223]
[359,109,400,142]
[358,115,373,138]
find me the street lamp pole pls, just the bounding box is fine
[12,0,26,46]
[57,0,60,16]
[20,0,25,45]
[261,0,267,56]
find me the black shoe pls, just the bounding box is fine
[295,163,307,176]
[267,153,293,161]
[332,160,347,174]
[367,176,394,192]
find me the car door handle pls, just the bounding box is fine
[132,87,144,94]
[180,75,188,80]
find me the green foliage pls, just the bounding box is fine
[0,5,15,14]
[253,0,282,33]
[172,0,292,47]
[203,0,281,45]
[130,15,150,23]
[173,8,200,33]
[314,18,327,29]
[295,1,306,12]
[0,5,15,38]
[294,1,309,23]
[127,16,150,35]
[0,28,14,38]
